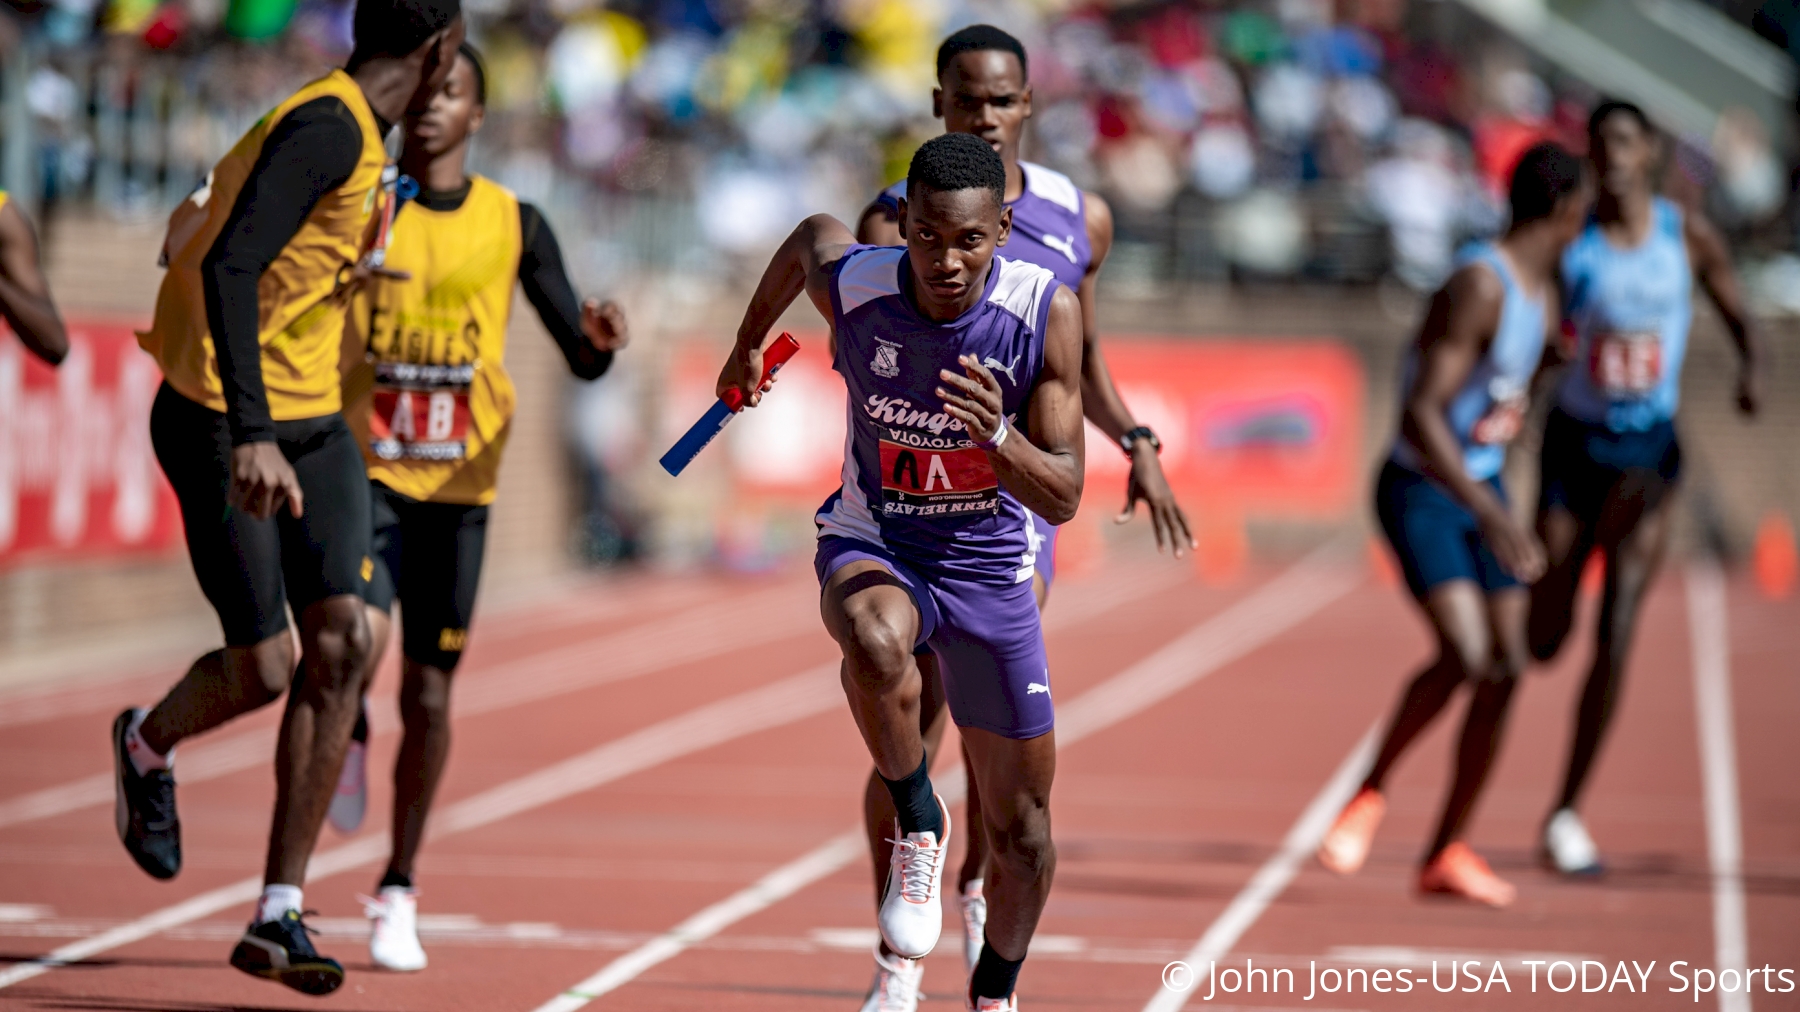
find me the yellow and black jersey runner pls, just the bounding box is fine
[139,70,388,421]
[342,174,611,505]
[343,174,521,505]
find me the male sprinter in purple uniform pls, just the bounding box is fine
[717,132,1083,1012]
[856,27,1191,997]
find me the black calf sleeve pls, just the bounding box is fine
[879,754,942,838]
[971,939,1026,999]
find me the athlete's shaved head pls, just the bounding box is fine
[908,133,1007,208]
[932,26,1031,174]
[1588,100,1658,199]
[348,0,462,67]
[937,24,1028,82]
[898,134,1013,317]
[1509,142,1586,227]
[1588,100,1651,140]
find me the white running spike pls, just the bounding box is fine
[1543,808,1603,875]
[363,887,427,972]
[857,946,923,1012]
[877,794,950,959]
[327,739,368,835]
[960,879,987,976]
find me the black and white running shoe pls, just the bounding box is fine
[112,708,180,880]
[230,909,345,995]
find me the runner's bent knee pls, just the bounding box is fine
[840,604,916,687]
[303,595,374,692]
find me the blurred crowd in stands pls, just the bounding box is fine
[0,0,1794,295]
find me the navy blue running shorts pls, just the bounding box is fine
[1375,460,1521,600]
[1537,407,1682,522]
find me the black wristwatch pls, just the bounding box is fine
[1119,426,1160,456]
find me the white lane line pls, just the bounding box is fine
[535,831,865,1012]
[0,576,729,731]
[0,565,1175,831]
[1687,561,1753,1012]
[0,664,840,992]
[0,564,1178,990]
[1141,725,1378,1012]
[531,545,1362,1011]
[0,587,817,831]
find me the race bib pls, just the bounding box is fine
[1588,330,1662,397]
[1470,393,1526,446]
[878,440,999,517]
[368,361,475,462]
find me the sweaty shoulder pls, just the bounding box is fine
[988,256,1060,332]
[1020,161,1082,215]
[834,244,905,314]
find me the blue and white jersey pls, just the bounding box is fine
[1556,198,1692,432]
[817,244,1061,585]
[874,160,1091,291]
[1391,242,1547,482]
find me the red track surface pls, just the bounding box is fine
[0,555,1794,1011]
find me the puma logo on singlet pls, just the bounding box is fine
[1042,233,1079,263]
[1027,682,1050,695]
[983,354,1022,387]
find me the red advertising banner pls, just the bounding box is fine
[666,334,1364,518]
[0,320,183,565]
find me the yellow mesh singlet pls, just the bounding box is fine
[341,176,524,505]
[138,70,388,421]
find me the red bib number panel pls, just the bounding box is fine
[878,440,999,517]
[1589,331,1663,397]
[1471,395,1526,446]
[368,362,476,462]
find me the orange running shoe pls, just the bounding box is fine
[1418,842,1516,908]
[1317,787,1385,874]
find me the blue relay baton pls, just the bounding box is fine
[659,332,801,476]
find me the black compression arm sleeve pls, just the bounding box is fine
[201,97,364,443]
[518,202,612,381]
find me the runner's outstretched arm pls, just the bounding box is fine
[717,213,856,405]
[1073,192,1192,552]
[1400,265,1544,581]
[1685,209,1761,416]
[516,202,628,377]
[0,199,67,365]
[938,285,1084,523]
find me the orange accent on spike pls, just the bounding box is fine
[1367,536,1400,587]
[1753,511,1797,600]
[1580,550,1605,598]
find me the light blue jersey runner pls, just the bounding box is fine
[1556,197,1691,432]
[1391,242,1547,481]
